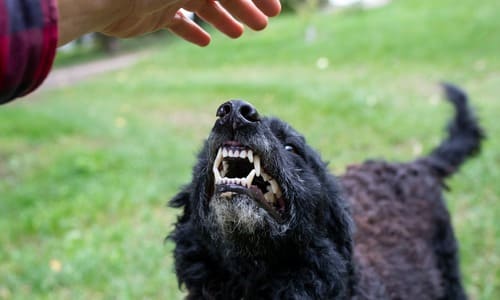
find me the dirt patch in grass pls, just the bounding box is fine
[0,153,10,178]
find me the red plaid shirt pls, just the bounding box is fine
[0,0,58,104]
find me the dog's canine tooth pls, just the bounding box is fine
[213,157,222,182]
[221,161,229,177]
[214,148,223,168]
[222,148,228,158]
[261,171,272,182]
[246,169,256,188]
[254,155,261,177]
[214,168,222,181]
[276,187,282,199]
[248,150,254,163]
[240,150,247,159]
[270,179,282,198]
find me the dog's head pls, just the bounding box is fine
[171,100,352,256]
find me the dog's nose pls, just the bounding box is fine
[216,100,260,128]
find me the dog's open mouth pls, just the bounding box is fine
[212,141,286,221]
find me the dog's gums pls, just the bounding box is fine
[212,141,286,220]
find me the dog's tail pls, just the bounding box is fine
[424,83,484,178]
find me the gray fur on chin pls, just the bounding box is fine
[208,195,266,235]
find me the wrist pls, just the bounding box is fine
[56,0,119,46]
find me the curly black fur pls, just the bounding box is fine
[168,84,484,299]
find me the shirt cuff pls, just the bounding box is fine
[0,0,59,104]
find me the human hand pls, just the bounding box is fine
[57,0,282,46]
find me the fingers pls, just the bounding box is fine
[164,0,283,46]
[167,12,212,47]
[194,1,244,38]
[251,0,282,18]
[218,0,268,31]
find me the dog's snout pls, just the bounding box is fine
[216,100,260,129]
[216,102,233,119]
[238,102,260,123]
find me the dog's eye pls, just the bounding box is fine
[285,145,296,153]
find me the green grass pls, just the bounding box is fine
[1,0,499,298]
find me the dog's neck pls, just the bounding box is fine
[200,223,356,299]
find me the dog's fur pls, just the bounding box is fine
[168,84,484,299]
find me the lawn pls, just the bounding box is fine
[1,0,499,298]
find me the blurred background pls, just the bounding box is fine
[1,0,499,299]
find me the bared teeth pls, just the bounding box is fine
[269,179,282,198]
[213,146,283,200]
[261,171,272,182]
[248,150,254,163]
[213,148,223,184]
[214,148,223,169]
[221,161,229,177]
[222,147,249,158]
[216,176,251,188]
[246,169,256,188]
[254,155,261,177]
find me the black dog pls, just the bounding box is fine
[169,84,483,299]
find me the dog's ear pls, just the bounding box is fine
[169,186,193,223]
[169,186,191,208]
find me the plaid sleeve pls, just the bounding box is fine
[0,0,58,105]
